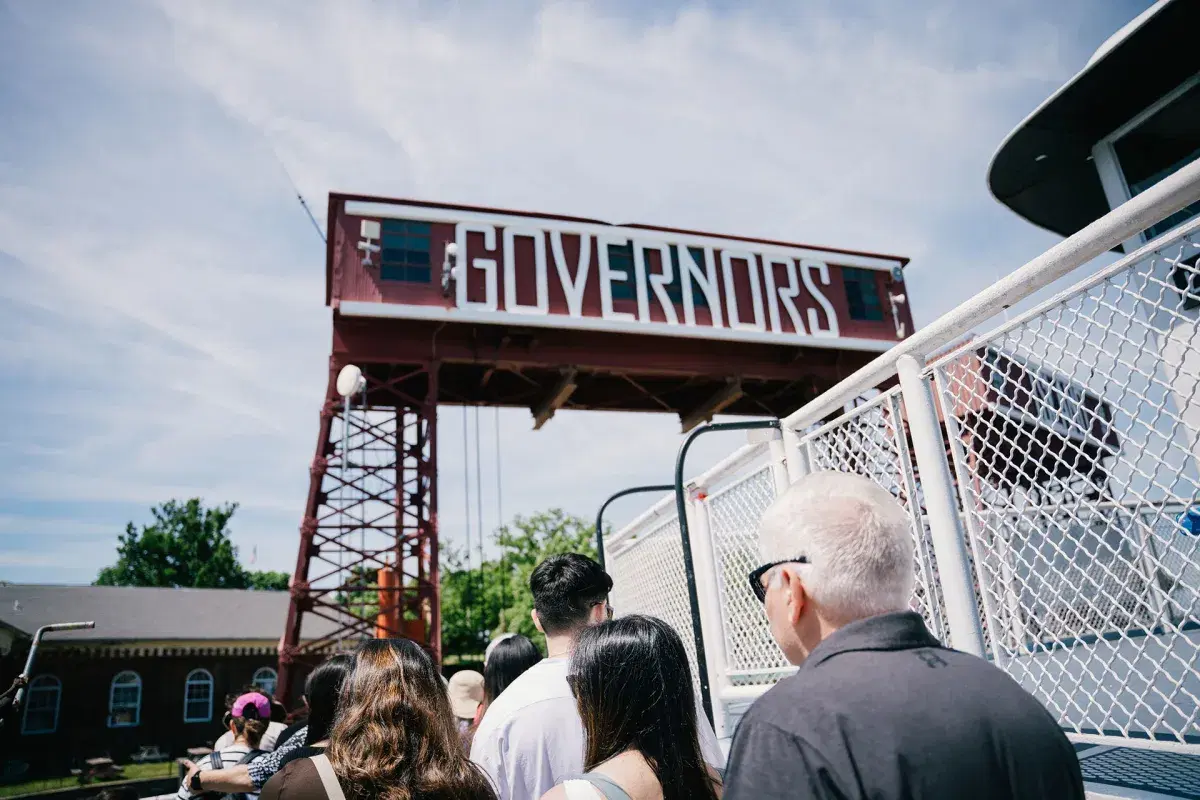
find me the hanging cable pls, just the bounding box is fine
[265,143,326,243]
[495,405,506,626]
[473,405,487,635]
[462,406,473,628]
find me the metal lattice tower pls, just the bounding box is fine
[279,360,439,696]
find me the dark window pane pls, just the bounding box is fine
[1114,81,1200,240]
[607,244,636,300]
[843,267,884,322]
[378,218,434,283]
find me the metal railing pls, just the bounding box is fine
[602,158,1200,750]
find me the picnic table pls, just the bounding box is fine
[76,758,124,784]
[130,745,167,763]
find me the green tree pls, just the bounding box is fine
[439,509,598,660]
[247,570,291,591]
[333,565,382,619]
[95,499,287,590]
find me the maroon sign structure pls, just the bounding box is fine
[278,194,915,698]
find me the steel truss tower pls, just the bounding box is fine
[278,359,438,697]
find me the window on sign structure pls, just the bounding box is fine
[109,670,142,728]
[380,220,432,283]
[184,669,214,723]
[842,267,884,322]
[22,674,61,735]
[252,667,278,697]
[604,243,709,307]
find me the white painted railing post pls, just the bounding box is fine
[895,354,987,658]
[766,429,792,495]
[781,425,808,484]
[685,486,732,740]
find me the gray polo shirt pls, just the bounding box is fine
[723,611,1084,800]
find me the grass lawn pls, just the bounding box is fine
[0,762,175,798]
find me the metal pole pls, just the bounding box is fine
[684,489,731,740]
[895,355,986,657]
[339,393,351,652]
[13,622,95,713]
[594,485,674,569]
[676,419,780,725]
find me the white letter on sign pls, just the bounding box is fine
[680,246,722,328]
[760,253,788,333]
[597,235,636,322]
[721,250,766,332]
[636,240,678,325]
[456,223,498,312]
[503,227,549,315]
[550,231,591,318]
[776,257,807,335]
[801,259,840,338]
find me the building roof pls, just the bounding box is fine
[987,0,1198,243]
[0,585,339,644]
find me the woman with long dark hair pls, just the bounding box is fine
[484,633,542,709]
[260,654,352,778]
[262,639,496,800]
[457,633,543,752]
[541,615,721,800]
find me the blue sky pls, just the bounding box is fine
[0,0,1151,584]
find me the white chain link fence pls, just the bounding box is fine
[930,217,1200,749]
[705,463,785,687]
[798,389,952,645]
[601,162,1200,752]
[605,498,703,696]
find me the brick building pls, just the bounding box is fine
[0,585,337,779]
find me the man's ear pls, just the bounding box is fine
[531,608,545,634]
[587,601,607,626]
[783,567,807,625]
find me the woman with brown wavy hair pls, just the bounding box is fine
[260,639,496,800]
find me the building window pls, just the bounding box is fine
[380,219,432,283]
[842,267,884,322]
[1113,79,1200,241]
[21,675,60,735]
[108,671,142,728]
[183,669,213,723]
[605,244,709,307]
[252,667,278,697]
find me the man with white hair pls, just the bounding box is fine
[723,472,1084,799]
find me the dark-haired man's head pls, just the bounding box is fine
[529,553,613,639]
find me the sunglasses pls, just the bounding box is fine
[748,557,809,603]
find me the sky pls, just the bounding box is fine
[0,0,1152,584]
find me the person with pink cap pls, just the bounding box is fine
[178,692,271,800]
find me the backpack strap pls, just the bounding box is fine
[234,749,264,766]
[309,754,347,800]
[560,774,633,800]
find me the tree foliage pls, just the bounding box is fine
[95,499,288,590]
[440,509,598,659]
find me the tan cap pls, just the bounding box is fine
[447,669,484,720]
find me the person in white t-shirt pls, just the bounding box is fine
[469,553,725,800]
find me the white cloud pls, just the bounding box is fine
[0,0,1148,582]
